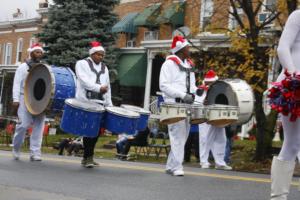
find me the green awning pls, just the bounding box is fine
[118,53,147,87]
[155,2,185,26]
[112,13,138,33]
[133,4,161,27]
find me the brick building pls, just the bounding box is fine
[0,0,278,113]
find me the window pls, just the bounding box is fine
[4,43,12,65]
[16,38,23,63]
[263,0,276,12]
[144,31,159,41]
[259,0,277,27]
[200,0,214,31]
[1,44,5,64]
[228,7,243,30]
[29,37,36,47]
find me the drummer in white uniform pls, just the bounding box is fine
[197,70,232,170]
[12,43,45,161]
[159,35,197,176]
[75,41,113,168]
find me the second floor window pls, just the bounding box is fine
[200,0,214,31]
[3,43,12,65]
[16,38,23,63]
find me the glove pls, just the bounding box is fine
[196,88,204,96]
[182,94,194,104]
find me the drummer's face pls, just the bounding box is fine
[182,46,190,58]
[31,50,43,61]
[91,51,105,64]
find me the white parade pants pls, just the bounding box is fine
[13,95,45,157]
[166,119,190,172]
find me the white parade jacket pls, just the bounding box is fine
[75,57,113,106]
[13,63,30,103]
[159,55,197,103]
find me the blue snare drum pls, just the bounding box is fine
[24,64,76,115]
[60,99,105,137]
[104,106,140,135]
[120,104,150,131]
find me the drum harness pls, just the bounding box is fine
[26,59,41,72]
[85,59,106,101]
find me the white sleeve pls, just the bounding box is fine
[277,11,300,73]
[159,61,186,99]
[75,60,101,93]
[12,65,23,102]
[105,67,113,106]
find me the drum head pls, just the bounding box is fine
[120,104,151,115]
[105,106,140,118]
[207,80,238,106]
[65,98,105,113]
[24,63,53,115]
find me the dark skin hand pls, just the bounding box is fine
[91,51,108,94]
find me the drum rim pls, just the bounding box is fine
[65,98,105,113]
[207,104,239,109]
[105,106,140,118]
[24,63,53,115]
[160,102,191,108]
[120,104,151,115]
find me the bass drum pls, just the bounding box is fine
[24,63,76,115]
[206,79,254,125]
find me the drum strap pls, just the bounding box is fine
[186,70,191,94]
[85,59,106,100]
[25,59,40,72]
[85,59,106,84]
[167,57,192,94]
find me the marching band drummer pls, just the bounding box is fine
[12,43,45,161]
[75,41,113,168]
[197,70,232,170]
[159,35,197,176]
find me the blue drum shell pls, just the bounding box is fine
[51,67,76,112]
[137,113,150,131]
[61,103,104,137]
[104,111,139,135]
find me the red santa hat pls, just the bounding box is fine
[171,35,189,54]
[89,41,105,55]
[27,43,44,53]
[204,70,218,82]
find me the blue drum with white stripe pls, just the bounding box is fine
[104,106,140,135]
[60,99,105,137]
[24,64,76,115]
[120,104,150,131]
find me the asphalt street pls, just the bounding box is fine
[0,150,299,200]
